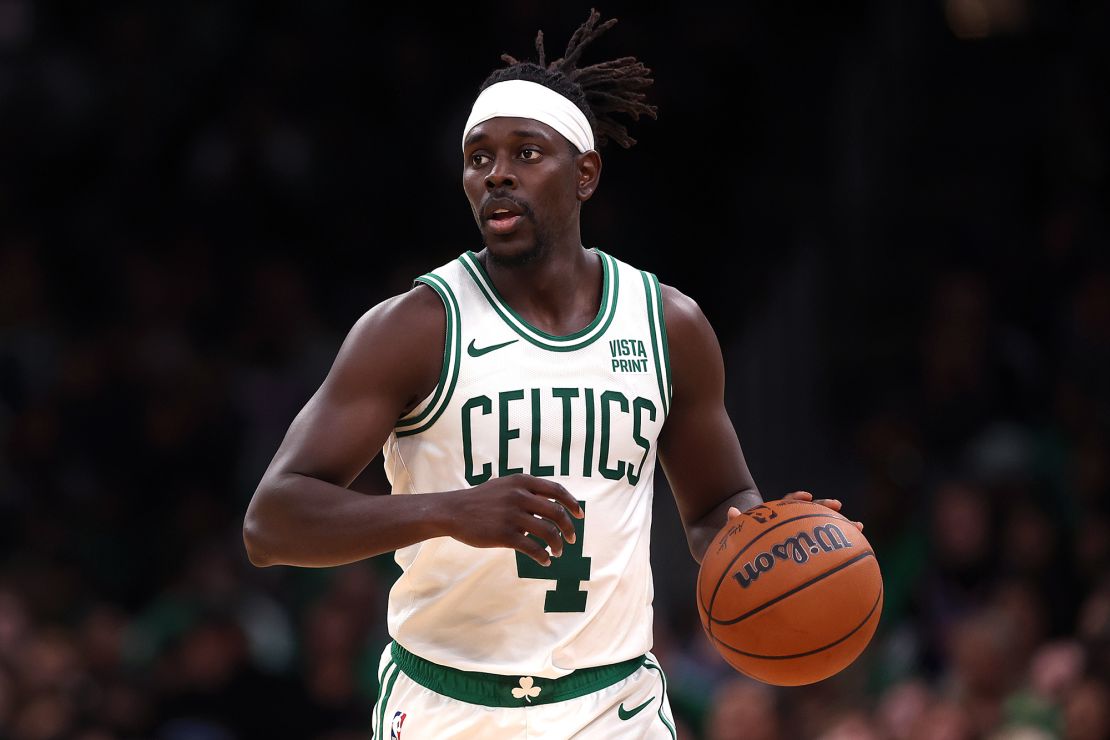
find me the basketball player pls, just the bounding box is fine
[243,10,858,739]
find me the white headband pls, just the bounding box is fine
[462,80,595,154]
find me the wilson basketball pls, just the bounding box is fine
[697,499,883,686]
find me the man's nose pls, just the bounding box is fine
[485,161,516,190]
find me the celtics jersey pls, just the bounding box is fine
[381,248,672,679]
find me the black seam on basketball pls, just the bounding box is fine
[708,632,761,681]
[699,577,715,642]
[714,584,884,661]
[711,550,876,625]
[706,513,856,627]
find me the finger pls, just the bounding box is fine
[514,533,551,567]
[532,497,578,544]
[727,506,742,520]
[813,498,843,511]
[853,521,864,532]
[782,491,814,501]
[523,476,583,518]
[519,515,564,558]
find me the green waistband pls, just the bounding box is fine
[389,642,644,708]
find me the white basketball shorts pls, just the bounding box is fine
[370,642,677,739]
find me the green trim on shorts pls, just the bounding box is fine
[390,641,644,708]
[375,660,400,740]
[642,658,677,740]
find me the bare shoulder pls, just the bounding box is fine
[658,282,718,349]
[342,283,444,357]
[329,283,446,412]
[351,282,444,339]
[657,282,724,394]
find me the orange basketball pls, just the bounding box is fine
[697,499,883,686]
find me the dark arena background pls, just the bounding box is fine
[2,2,1108,738]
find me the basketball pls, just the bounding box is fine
[697,499,883,686]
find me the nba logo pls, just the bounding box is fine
[390,710,406,740]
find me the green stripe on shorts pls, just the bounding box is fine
[390,641,643,708]
[642,659,677,740]
[375,660,399,740]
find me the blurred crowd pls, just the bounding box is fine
[2,1,1109,739]
[656,259,1110,738]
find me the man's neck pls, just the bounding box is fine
[479,245,603,337]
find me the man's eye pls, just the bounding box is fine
[520,148,541,160]
[471,153,490,167]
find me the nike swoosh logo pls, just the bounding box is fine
[467,338,518,357]
[617,697,654,721]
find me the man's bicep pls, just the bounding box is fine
[264,288,444,488]
[273,379,403,488]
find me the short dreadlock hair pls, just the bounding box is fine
[478,8,657,150]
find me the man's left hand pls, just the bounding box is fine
[727,490,864,532]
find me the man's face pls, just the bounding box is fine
[462,116,589,266]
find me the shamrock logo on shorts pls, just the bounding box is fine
[512,676,542,703]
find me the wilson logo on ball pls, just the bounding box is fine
[733,523,854,589]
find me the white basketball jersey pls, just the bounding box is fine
[381,249,672,679]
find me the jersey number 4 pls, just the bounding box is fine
[515,501,591,612]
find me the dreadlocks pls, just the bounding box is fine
[479,8,657,150]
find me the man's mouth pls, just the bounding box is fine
[486,208,523,234]
[482,197,528,234]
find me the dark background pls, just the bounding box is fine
[1,1,1109,738]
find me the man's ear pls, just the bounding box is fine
[576,150,602,202]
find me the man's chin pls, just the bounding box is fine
[483,239,546,268]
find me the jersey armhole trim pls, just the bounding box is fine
[394,274,461,437]
[642,271,673,416]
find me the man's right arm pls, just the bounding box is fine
[242,284,581,569]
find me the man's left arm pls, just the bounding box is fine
[656,284,856,563]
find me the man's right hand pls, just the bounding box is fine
[438,475,584,566]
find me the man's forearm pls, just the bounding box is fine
[243,472,451,568]
[685,488,763,564]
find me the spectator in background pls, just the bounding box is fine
[1063,678,1110,740]
[907,699,974,740]
[704,678,781,740]
[815,712,883,740]
[876,679,932,740]
[943,608,1020,734]
[1076,578,1110,686]
[1001,639,1085,735]
[912,480,995,677]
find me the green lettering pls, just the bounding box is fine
[529,388,555,477]
[462,396,493,485]
[498,389,524,476]
[599,390,629,481]
[628,397,657,485]
[583,388,595,477]
[552,388,579,476]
